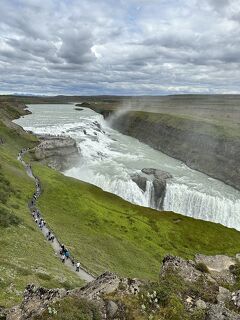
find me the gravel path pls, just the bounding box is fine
[18,149,95,283]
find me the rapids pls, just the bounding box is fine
[14,104,240,230]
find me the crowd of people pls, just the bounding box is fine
[19,148,82,274]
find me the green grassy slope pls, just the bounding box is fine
[126,111,240,139]
[33,163,240,282]
[1,101,240,308]
[0,104,83,307]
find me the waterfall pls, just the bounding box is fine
[163,182,240,230]
[15,103,240,232]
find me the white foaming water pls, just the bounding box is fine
[14,104,240,230]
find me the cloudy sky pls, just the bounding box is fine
[1,0,240,95]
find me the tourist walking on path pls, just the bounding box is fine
[18,148,95,282]
[65,250,70,260]
[76,262,80,272]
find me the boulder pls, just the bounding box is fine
[142,168,172,181]
[160,255,202,283]
[217,286,231,304]
[72,272,121,301]
[195,254,236,284]
[195,299,207,309]
[131,168,172,209]
[106,301,118,318]
[232,290,240,308]
[131,173,147,192]
[206,303,240,320]
[7,284,67,320]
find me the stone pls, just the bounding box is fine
[0,306,7,320]
[236,254,240,262]
[206,304,240,320]
[72,272,121,300]
[131,168,172,209]
[195,254,236,285]
[107,301,118,318]
[131,173,147,192]
[217,286,231,304]
[7,284,67,320]
[186,296,193,304]
[232,290,240,308]
[160,255,202,283]
[195,299,207,309]
[195,254,236,272]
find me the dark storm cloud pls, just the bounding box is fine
[0,0,240,95]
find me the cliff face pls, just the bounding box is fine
[31,135,80,171]
[112,112,240,191]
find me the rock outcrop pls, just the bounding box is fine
[31,135,80,171]
[161,255,203,283]
[206,304,240,320]
[7,272,143,320]
[6,254,240,320]
[7,284,67,320]
[131,168,172,209]
[160,254,240,320]
[195,254,236,284]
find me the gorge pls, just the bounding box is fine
[14,103,240,231]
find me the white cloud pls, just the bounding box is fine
[0,0,240,94]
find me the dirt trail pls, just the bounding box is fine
[18,149,95,283]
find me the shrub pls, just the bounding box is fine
[161,294,188,320]
[195,263,209,273]
[0,166,14,204]
[34,296,101,320]
[0,206,21,228]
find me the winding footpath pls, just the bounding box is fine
[18,149,95,283]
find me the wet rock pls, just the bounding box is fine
[74,107,83,111]
[206,303,240,320]
[141,168,172,180]
[131,174,147,192]
[131,168,172,209]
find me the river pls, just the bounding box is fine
[14,104,240,230]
